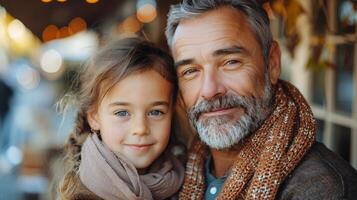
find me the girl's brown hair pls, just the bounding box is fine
[58,37,177,197]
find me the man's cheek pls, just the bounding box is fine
[179,88,194,107]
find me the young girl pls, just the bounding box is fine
[59,37,184,200]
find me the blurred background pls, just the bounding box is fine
[0,0,356,199]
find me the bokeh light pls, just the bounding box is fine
[40,49,63,74]
[120,15,142,33]
[69,17,87,34]
[86,0,99,3]
[16,64,40,90]
[136,3,157,23]
[7,19,26,41]
[6,146,23,166]
[59,26,71,38]
[42,25,59,42]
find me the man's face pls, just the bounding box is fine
[171,7,280,149]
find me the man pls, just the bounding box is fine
[165,0,357,199]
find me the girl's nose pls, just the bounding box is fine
[131,115,148,136]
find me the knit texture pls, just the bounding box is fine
[179,80,316,200]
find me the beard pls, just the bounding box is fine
[187,74,274,150]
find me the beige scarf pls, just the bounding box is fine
[179,80,316,200]
[79,134,184,200]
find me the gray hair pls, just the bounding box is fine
[165,0,273,64]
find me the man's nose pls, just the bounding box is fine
[200,69,226,100]
[131,114,148,136]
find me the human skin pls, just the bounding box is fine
[87,69,173,171]
[171,6,281,177]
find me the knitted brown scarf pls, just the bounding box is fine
[179,80,316,200]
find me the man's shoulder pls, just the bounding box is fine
[277,142,357,200]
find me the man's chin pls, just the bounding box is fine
[196,127,248,150]
[199,136,238,150]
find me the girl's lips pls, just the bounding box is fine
[200,107,244,118]
[125,144,153,151]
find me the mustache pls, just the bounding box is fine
[188,93,256,122]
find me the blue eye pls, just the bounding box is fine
[115,110,129,117]
[149,110,164,116]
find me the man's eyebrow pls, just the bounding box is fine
[174,59,194,69]
[213,46,247,56]
[174,46,247,69]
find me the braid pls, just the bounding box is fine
[63,109,91,172]
[58,109,91,198]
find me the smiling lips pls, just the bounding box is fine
[125,144,153,151]
[200,107,245,118]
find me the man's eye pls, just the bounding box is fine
[225,59,240,65]
[148,110,164,116]
[115,110,129,117]
[223,59,242,69]
[181,68,198,78]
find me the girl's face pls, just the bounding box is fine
[88,69,173,169]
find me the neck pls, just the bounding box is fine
[137,167,147,175]
[210,146,242,178]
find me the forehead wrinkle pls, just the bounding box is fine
[172,7,263,69]
[174,36,247,62]
[174,26,248,49]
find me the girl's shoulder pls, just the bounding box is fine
[59,170,103,200]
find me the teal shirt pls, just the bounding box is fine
[204,156,228,200]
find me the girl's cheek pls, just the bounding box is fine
[106,125,129,145]
[154,118,172,138]
[115,126,130,141]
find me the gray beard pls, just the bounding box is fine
[187,76,273,150]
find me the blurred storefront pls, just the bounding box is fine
[266,0,357,169]
[0,0,356,199]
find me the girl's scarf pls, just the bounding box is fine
[179,80,316,200]
[79,134,184,200]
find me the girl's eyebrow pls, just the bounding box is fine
[109,102,130,107]
[109,101,170,107]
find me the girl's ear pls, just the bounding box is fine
[87,109,100,131]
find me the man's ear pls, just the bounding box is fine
[87,109,100,131]
[268,41,281,85]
